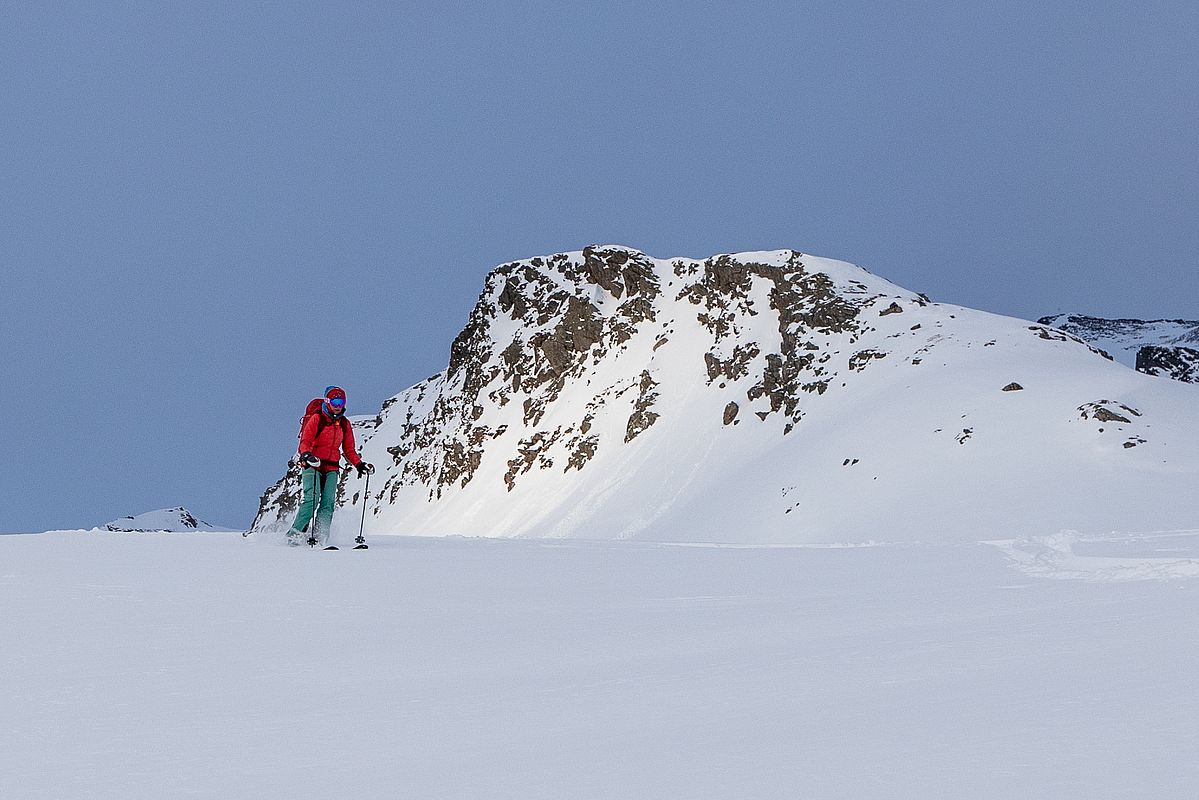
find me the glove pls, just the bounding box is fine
[355,462,375,478]
[300,452,320,469]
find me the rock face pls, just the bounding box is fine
[1037,314,1199,383]
[1136,346,1199,383]
[250,247,1199,544]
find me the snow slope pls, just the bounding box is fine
[253,247,1199,545]
[3,531,1198,799]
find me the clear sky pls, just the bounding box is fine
[2,1,1196,532]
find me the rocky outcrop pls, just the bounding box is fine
[1136,346,1199,383]
[251,246,917,533]
[1079,401,1140,424]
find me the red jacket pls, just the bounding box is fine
[299,409,362,472]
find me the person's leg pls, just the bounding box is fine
[315,469,339,544]
[286,467,320,544]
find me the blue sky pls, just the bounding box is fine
[2,1,1196,531]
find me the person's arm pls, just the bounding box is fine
[342,420,374,475]
[341,419,362,467]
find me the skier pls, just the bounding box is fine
[287,386,374,547]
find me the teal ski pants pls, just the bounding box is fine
[288,468,338,544]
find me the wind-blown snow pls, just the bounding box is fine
[3,531,1198,799]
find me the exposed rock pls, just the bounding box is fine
[1078,400,1142,424]
[1002,382,1024,392]
[1136,346,1199,383]
[1030,325,1072,343]
[504,429,564,491]
[1094,408,1130,424]
[582,245,662,304]
[723,402,740,426]
[564,434,599,473]
[625,370,661,443]
[1028,324,1114,361]
[440,439,484,491]
[498,277,527,320]
[704,343,761,384]
[848,349,887,372]
[531,296,604,378]
[582,245,626,297]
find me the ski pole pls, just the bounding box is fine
[309,467,320,548]
[356,470,370,547]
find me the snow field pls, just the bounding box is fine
[3,531,1199,799]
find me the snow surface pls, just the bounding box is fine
[3,530,1199,799]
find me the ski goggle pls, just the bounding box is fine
[327,397,346,409]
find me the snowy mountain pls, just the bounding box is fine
[1038,313,1199,381]
[252,246,1199,544]
[103,507,233,533]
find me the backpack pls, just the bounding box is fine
[298,398,348,443]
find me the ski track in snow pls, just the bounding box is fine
[986,528,1199,582]
[3,530,1199,799]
